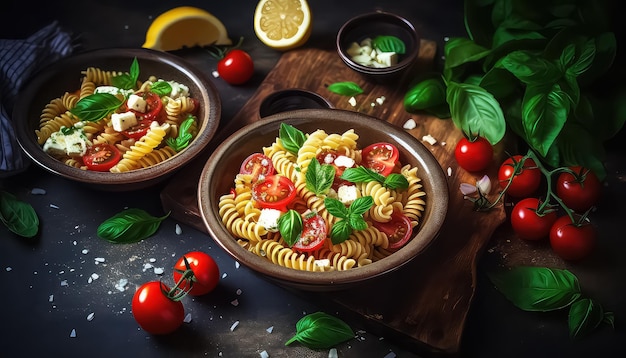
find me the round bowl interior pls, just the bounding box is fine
[13,48,221,191]
[336,11,420,78]
[259,88,333,118]
[198,108,448,291]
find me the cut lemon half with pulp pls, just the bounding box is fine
[143,6,232,51]
[254,0,312,51]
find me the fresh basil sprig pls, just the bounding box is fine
[150,80,173,96]
[279,123,306,156]
[372,35,406,54]
[0,191,39,238]
[70,93,123,122]
[97,208,169,243]
[305,158,335,195]
[111,57,140,90]
[166,115,195,152]
[278,209,303,247]
[341,166,409,190]
[324,196,373,244]
[327,81,363,96]
[489,266,614,340]
[285,312,354,349]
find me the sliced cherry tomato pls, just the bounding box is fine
[252,175,296,211]
[549,215,596,261]
[293,213,328,252]
[510,197,557,240]
[240,153,275,182]
[122,92,164,122]
[316,149,354,189]
[82,143,121,171]
[121,119,153,140]
[373,211,412,250]
[454,136,493,172]
[172,251,220,296]
[498,155,541,197]
[361,142,400,176]
[217,49,254,85]
[131,281,184,335]
[556,166,601,213]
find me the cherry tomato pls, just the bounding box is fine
[172,251,220,296]
[131,281,184,335]
[316,149,353,189]
[82,143,121,171]
[373,211,412,250]
[361,142,400,176]
[293,213,328,252]
[252,175,296,211]
[556,166,601,213]
[217,49,254,85]
[498,155,541,197]
[121,92,165,139]
[454,136,493,172]
[510,197,557,240]
[549,215,596,261]
[121,119,153,140]
[240,153,275,182]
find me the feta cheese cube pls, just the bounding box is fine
[334,155,355,168]
[111,111,138,132]
[258,208,283,232]
[127,94,147,113]
[337,185,359,205]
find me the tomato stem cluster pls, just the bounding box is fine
[162,256,196,301]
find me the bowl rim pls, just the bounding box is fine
[198,108,449,289]
[336,10,420,75]
[13,47,221,187]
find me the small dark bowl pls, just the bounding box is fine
[198,108,448,291]
[13,48,221,191]
[259,89,333,118]
[336,11,420,83]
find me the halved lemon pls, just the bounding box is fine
[143,6,232,51]
[253,0,312,51]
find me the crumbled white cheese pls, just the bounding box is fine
[447,167,452,177]
[259,350,269,358]
[212,70,220,78]
[348,96,357,107]
[337,185,359,205]
[403,119,416,130]
[127,94,147,112]
[314,259,330,268]
[94,257,105,263]
[153,267,164,275]
[175,224,182,235]
[258,208,282,232]
[375,96,386,105]
[111,111,138,132]
[334,155,355,169]
[422,134,438,145]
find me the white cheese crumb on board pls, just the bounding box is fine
[403,119,416,130]
[175,224,183,235]
[422,134,438,145]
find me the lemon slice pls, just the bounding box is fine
[253,0,312,51]
[143,6,232,51]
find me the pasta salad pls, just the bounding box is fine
[217,123,427,272]
[36,57,200,172]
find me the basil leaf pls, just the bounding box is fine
[488,266,582,312]
[348,213,368,231]
[285,312,354,349]
[305,158,335,195]
[97,208,169,243]
[324,197,348,219]
[568,298,606,340]
[372,35,406,54]
[341,166,385,183]
[70,93,123,122]
[348,196,373,216]
[0,191,39,238]
[404,76,449,113]
[150,81,173,96]
[111,57,139,90]
[330,219,351,244]
[166,115,195,152]
[383,173,409,189]
[279,123,306,155]
[327,81,364,96]
[278,210,303,247]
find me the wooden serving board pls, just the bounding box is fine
[160,40,506,355]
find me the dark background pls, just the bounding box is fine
[2,1,625,357]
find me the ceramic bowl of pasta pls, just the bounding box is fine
[13,48,220,191]
[198,108,448,291]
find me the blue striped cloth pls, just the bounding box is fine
[0,21,74,178]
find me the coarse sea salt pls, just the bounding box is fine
[153,267,164,275]
[31,188,46,195]
[69,329,76,338]
[403,119,416,130]
[422,134,437,145]
[175,224,182,235]
[259,351,269,358]
[266,326,274,333]
[328,348,338,358]
[230,321,239,331]
[87,312,95,321]
[184,313,192,323]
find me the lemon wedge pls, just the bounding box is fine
[143,6,232,51]
[253,0,312,51]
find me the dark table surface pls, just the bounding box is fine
[2,1,625,357]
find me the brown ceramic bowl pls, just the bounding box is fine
[336,11,420,83]
[13,48,220,191]
[198,109,448,291]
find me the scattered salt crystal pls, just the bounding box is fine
[403,119,416,130]
[184,313,192,323]
[212,70,219,78]
[222,273,228,279]
[235,261,240,269]
[49,295,54,302]
[115,278,128,292]
[153,267,164,275]
[348,97,357,107]
[328,348,338,358]
[69,329,77,338]
[91,273,99,280]
[31,188,46,195]
[50,204,59,209]
[82,249,89,254]
[87,312,95,321]
[236,289,242,295]
[383,352,397,358]
[259,350,269,358]
[5,267,11,272]
[94,257,105,264]
[422,134,437,145]
[447,167,452,176]
[143,263,153,271]
[230,321,239,331]
[60,280,68,286]
[375,96,386,105]
[266,326,274,334]
[231,299,239,306]
[149,258,156,263]
[175,224,182,235]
